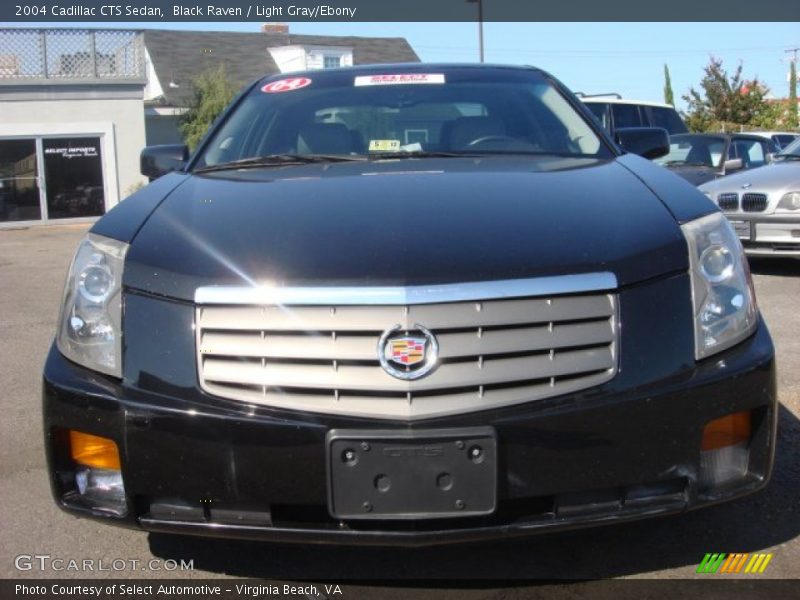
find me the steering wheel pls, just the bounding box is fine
[466,135,519,147]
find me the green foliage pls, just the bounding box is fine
[663,64,675,107]
[179,65,236,150]
[683,57,771,132]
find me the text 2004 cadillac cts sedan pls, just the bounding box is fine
[43,64,776,545]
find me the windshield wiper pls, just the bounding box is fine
[775,154,800,161]
[194,153,368,173]
[662,160,709,167]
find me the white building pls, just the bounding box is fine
[0,26,418,228]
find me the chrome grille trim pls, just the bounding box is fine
[196,276,619,420]
[194,272,617,305]
[742,193,768,212]
[717,193,738,212]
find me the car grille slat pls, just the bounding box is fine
[741,193,767,212]
[201,346,615,392]
[196,295,614,333]
[199,320,615,361]
[196,289,619,419]
[201,371,614,420]
[717,193,738,211]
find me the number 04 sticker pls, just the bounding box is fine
[261,77,313,93]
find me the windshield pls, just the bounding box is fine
[777,136,800,158]
[654,134,725,168]
[193,69,611,169]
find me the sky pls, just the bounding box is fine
[28,21,800,111]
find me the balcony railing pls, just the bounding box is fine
[0,29,145,84]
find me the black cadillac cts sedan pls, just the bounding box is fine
[43,64,776,545]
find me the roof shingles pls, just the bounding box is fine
[143,29,419,106]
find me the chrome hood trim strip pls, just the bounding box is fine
[194,272,618,306]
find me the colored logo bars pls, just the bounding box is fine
[697,553,773,574]
[388,337,427,366]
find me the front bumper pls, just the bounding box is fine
[43,313,777,546]
[724,213,800,257]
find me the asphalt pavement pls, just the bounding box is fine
[0,224,797,593]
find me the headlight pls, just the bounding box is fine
[682,212,758,360]
[57,234,128,377]
[777,191,800,211]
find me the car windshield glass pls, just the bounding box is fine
[193,70,610,169]
[644,106,688,135]
[776,136,800,158]
[774,134,797,149]
[654,135,725,168]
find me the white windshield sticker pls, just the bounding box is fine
[354,74,446,87]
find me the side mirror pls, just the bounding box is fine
[614,127,670,160]
[140,144,189,180]
[723,158,743,172]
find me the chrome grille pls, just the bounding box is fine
[717,193,738,211]
[742,193,768,212]
[196,277,619,420]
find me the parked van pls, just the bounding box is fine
[579,94,688,136]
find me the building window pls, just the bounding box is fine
[323,55,341,69]
[0,135,106,224]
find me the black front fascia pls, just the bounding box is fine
[42,271,777,544]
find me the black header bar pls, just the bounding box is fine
[2,0,799,22]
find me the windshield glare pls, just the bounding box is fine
[195,72,609,168]
[654,135,725,168]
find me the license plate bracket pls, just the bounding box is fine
[327,427,497,520]
[730,220,750,240]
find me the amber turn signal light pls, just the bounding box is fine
[69,430,121,470]
[701,411,752,451]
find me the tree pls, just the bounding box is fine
[663,64,675,106]
[789,58,798,129]
[682,57,770,132]
[179,65,236,150]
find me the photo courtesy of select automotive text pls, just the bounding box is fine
[0,0,798,598]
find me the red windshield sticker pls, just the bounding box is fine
[354,74,446,87]
[261,77,313,93]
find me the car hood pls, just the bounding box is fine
[663,164,719,187]
[699,161,800,195]
[124,156,691,301]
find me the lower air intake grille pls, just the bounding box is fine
[196,281,618,420]
[742,193,768,212]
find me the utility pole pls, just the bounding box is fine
[466,0,484,63]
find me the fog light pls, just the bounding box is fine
[699,411,751,489]
[69,430,120,470]
[68,430,126,516]
[74,467,127,516]
[701,411,751,451]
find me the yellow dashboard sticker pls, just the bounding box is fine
[369,139,402,152]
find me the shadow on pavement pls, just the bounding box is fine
[748,257,799,277]
[148,404,798,581]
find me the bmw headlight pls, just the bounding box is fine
[776,191,800,211]
[682,212,758,360]
[57,234,128,377]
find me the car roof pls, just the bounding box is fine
[745,131,799,137]
[671,132,772,141]
[259,62,547,82]
[580,97,676,109]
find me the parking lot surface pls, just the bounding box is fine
[1,224,797,589]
